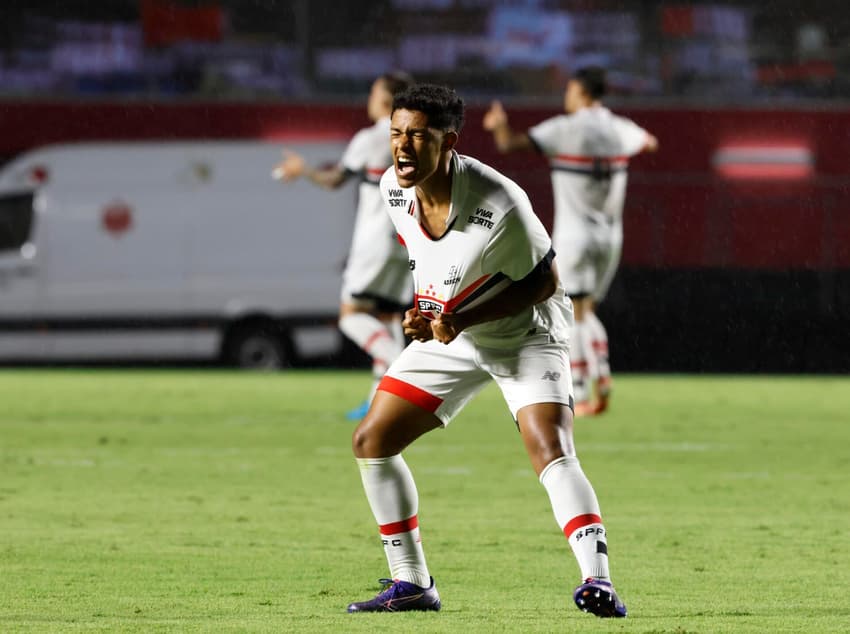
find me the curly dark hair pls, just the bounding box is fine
[378,71,414,97]
[573,66,607,100]
[392,83,465,133]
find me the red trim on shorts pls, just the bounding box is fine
[367,167,386,176]
[379,514,419,535]
[397,233,406,246]
[570,360,589,369]
[378,376,443,413]
[563,513,603,538]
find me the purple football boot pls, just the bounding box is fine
[573,578,627,618]
[347,577,441,613]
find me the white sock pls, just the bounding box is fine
[570,321,591,404]
[357,455,431,588]
[585,312,611,386]
[539,456,611,581]
[340,314,404,403]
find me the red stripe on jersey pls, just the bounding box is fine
[563,513,603,538]
[554,153,629,164]
[444,274,491,313]
[379,514,419,535]
[397,233,406,246]
[378,376,443,413]
[570,360,589,369]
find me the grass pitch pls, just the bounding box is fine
[1,369,848,633]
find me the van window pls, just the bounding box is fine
[0,192,35,252]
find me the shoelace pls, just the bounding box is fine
[376,578,404,599]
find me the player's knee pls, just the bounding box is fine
[351,424,371,458]
[351,419,387,458]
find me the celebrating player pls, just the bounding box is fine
[273,72,414,419]
[484,67,658,416]
[346,83,627,618]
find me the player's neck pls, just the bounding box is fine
[415,155,453,209]
[416,157,454,238]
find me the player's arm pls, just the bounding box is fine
[431,250,557,344]
[482,100,536,154]
[272,149,352,190]
[643,132,660,153]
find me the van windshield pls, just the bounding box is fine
[0,192,35,253]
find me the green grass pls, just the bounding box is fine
[1,370,849,633]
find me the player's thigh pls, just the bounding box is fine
[553,227,596,297]
[482,336,574,421]
[592,235,622,303]
[381,336,492,426]
[353,390,444,458]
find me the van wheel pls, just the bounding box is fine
[225,325,291,370]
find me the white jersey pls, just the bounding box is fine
[341,115,394,203]
[528,105,649,225]
[380,152,571,348]
[339,116,412,307]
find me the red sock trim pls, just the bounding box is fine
[363,330,390,354]
[377,376,443,413]
[379,514,419,535]
[563,513,603,538]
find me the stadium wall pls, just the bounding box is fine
[1,101,847,372]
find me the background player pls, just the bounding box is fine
[483,66,658,416]
[347,83,627,618]
[273,72,414,419]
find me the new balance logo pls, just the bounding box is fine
[541,371,561,381]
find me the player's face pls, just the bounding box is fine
[367,79,391,121]
[564,80,583,113]
[390,108,449,188]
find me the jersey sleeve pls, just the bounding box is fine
[527,116,566,157]
[379,167,404,234]
[481,201,552,281]
[613,116,651,156]
[339,128,372,172]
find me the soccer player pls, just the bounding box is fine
[483,67,658,416]
[274,73,414,419]
[346,83,627,618]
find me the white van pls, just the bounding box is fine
[0,141,357,368]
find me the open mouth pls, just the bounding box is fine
[396,156,417,178]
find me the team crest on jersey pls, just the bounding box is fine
[417,298,445,316]
[417,284,446,319]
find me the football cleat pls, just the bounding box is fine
[347,577,441,613]
[573,578,627,618]
[345,400,371,421]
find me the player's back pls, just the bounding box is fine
[530,106,646,224]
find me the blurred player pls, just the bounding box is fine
[483,67,658,416]
[347,83,627,618]
[273,72,414,419]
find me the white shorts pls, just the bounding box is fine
[553,214,616,300]
[379,332,574,425]
[341,201,413,311]
[593,223,622,302]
